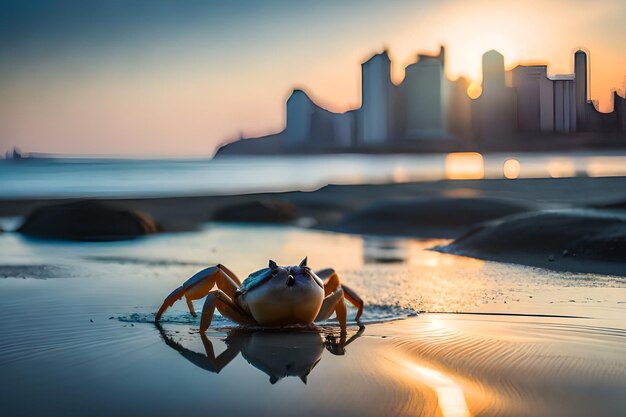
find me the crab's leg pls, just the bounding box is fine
[155,264,240,322]
[324,324,365,355]
[316,268,364,320]
[156,322,240,373]
[199,333,241,373]
[186,298,196,317]
[316,286,347,330]
[341,284,364,321]
[200,290,256,332]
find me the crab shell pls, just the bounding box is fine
[235,261,325,326]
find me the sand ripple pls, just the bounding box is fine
[383,315,626,417]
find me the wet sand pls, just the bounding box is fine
[0,224,625,416]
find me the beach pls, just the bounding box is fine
[1,209,625,416]
[3,0,626,414]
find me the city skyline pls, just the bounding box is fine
[1,0,625,156]
[217,46,625,156]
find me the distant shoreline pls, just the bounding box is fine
[215,131,626,156]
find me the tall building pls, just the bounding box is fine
[483,50,507,96]
[403,48,447,139]
[358,51,394,145]
[615,89,626,132]
[551,75,577,133]
[331,111,357,147]
[446,76,472,139]
[512,65,554,132]
[574,50,588,130]
[473,50,517,143]
[284,88,357,149]
[284,89,315,147]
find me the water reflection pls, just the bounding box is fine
[364,237,408,263]
[156,324,364,384]
[445,152,485,180]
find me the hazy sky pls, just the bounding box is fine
[1,0,625,156]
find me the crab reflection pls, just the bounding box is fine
[156,324,364,384]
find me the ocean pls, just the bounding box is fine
[2,151,626,198]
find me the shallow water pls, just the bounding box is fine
[0,223,625,416]
[2,152,626,198]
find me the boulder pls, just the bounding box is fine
[17,200,160,241]
[438,209,626,275]
[335,197,532,238]
[212,200,297,223]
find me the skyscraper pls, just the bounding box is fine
[473,50,516,143]
[551,74,577,133]
[574,50,588,129]
[358,51,394,145]
[403,48,447,139]
[284,89,315,147]
[512,65,554,132]
[482,50,506,96]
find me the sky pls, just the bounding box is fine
[1,0,625,156]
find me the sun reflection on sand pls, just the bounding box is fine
[394,357,472,417]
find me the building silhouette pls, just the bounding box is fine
[512,65,554,133]
[615,88,626,132]
[550,74,577,133]
[358,51,394,145]
[284,89,315,147]
[574,50,588,130]
[473,50,517,144]
[403,47,448,139]
[216,44,626,156]
[446,76,472,140]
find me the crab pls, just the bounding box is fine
[155,257,363,333]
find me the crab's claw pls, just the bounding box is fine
[155,264,255,332]
[155,286,186,322]
[155,264,240,323]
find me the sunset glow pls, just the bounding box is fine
[1,0,624,156]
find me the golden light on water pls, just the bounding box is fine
[445,153,485,180]
[503,159,521,179]
[392,166,409,183]
[586,158,626,177]
[399,359,472,417]
[547,159,576,178]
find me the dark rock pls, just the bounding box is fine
[593,199,626,211]
[335,197,532,238]
[17,200,160,241]
[212,200,297,223]
[438,209,626,275]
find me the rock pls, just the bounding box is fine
[438,209,626,275]
[593,199,626,211]
[17,200,160,241]
[212,200,297,223]
[335,197,532,238]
